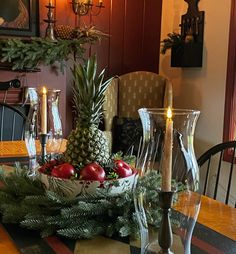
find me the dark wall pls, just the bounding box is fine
[91,0,163,75]
[0,0,162,135]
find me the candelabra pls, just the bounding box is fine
[71,0,104,17]
[44,1,56,41]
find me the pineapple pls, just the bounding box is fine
[64,55,113,167]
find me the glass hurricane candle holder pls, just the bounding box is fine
[133,108,201,254]
[25,88,63,170]
[46,89,63,159]
[24,88,39,175]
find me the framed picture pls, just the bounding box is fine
[0,0,39,37]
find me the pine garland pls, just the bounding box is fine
[0,166,184,240]
[0,26,105,72]
[0,38,85,72]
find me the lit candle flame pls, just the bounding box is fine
[42,86,47,95]
[167,107,172,119]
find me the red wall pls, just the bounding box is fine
[91,0,163,75]
[0,0,162,136]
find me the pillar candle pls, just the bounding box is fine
[162,107,173,192]
[41,86,48,134]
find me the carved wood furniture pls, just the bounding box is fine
[171,0,205,67]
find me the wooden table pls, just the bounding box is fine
[0,140,67,159]
[0,141,235,253]
[174,191,236,242]
[0,194,235,254]
[0,140,67,166]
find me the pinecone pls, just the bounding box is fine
[54,25,74,40]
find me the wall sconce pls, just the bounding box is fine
[71,0,104,17]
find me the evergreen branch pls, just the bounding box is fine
[45,190,70,204]
[0,168,186,240]
[0,33,100,72]
[57,220,106,239]
[0,166,44,197]
[61,199,112,218]
[1,204,29,223]
[160,32,182,54]
[0,191,16,206]
[22,195,56,207]
[21,215,51,230]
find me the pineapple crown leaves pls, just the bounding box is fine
[72,55,113,126]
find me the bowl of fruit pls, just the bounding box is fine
[38,56,138,198]
[38,159,136,198]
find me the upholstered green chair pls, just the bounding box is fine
[103,71,173,153]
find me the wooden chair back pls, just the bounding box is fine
[0,79,29,141]
[197,141,236,206]
[0,102,27,141]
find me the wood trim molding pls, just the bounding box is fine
[223,0,236,160]
[0,88,26,105]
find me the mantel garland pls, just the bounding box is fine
[0,165,185,240]
[0,26,107,72]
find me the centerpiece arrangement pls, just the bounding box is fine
[0,55,140,239]
[38,54,136,197]
[0,55,196,249]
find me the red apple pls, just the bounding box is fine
[48,159,59,167]
[114,160,133,178]
[39,160,61,174]
[51,163,75,179]
[39,164,47,174]
[51,167,63,178]
[80,163,105,181]
[39,163,53,174]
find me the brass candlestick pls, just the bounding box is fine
[44,2,57,41]
[158,191,175,254]
[39,133,49,164]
